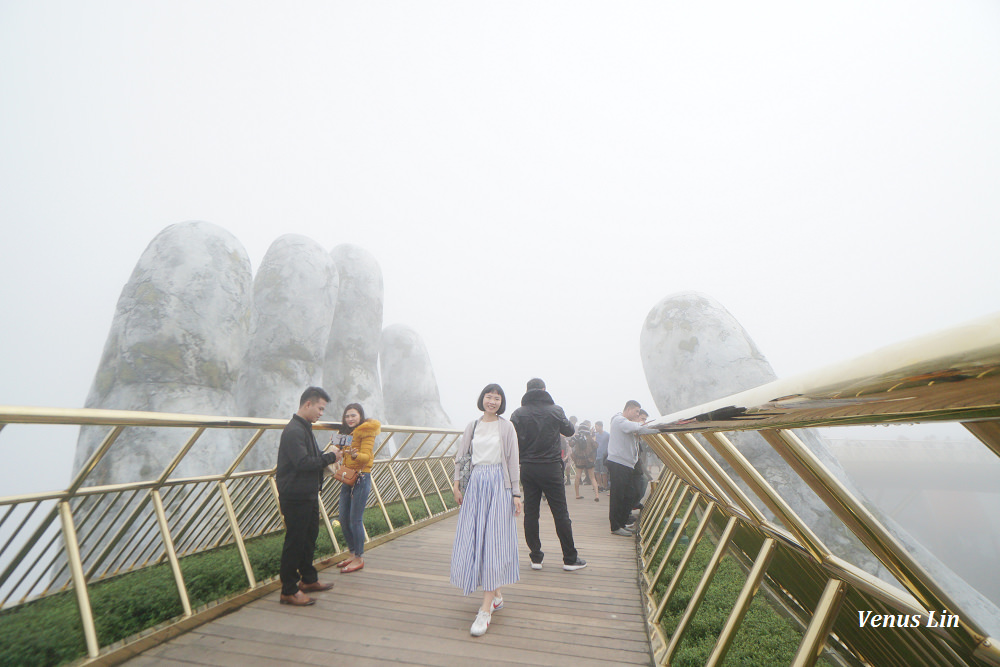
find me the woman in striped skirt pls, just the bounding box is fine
[450,383,522,637]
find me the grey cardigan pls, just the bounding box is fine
[453,416,521,497]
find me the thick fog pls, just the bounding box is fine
[1,0,998,524]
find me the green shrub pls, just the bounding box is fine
[0,591,85,667]
[650,521,835,667]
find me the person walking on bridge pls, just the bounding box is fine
[450,384,522,637]
[510,378,587,572]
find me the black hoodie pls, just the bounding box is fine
[509,389,575,464]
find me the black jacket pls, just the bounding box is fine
[275,414,339,500]
[510,389,575,464]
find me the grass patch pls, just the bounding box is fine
[647,515,835,666]
[0,490,455,667]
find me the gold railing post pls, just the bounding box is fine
[638,474,674,547]
[650,501,715,625]
[702,431,830,563]
[216,481,256,587]
[388,462,416,523]
[317,492,342,554]
[761,427,987,652]
[640,477,682,561]
[437,458,455,510]
[403,435,434,516]
[368,470,395,533]
[646,489,697,586]
[422,458,447,511]
[963,419,1000,460]
[268,477,284,528]
[150,489,192,617]
[705,537,777,667]
[680,433,767,526]
[642,484,688,577]
[665,434,733,507]
[58,500,100,659]
[663,516,738,663]
[791,578,847,667]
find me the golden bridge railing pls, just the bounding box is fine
[638,313,1000,667]
[0,408,462,662]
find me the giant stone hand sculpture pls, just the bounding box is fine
[640,290,1000,637]
[74,223,449,483]
[323,244,385,424]
[75,221,252,483]
[235,234,339,471]
[380,324,452,456]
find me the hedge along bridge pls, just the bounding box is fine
[0,313,997,666]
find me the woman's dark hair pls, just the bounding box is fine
[339,403,366,434]
[477,384,506,415]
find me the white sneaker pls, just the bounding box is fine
[491,595,503,611]
[530,561,543,570]
[471,609,491,636]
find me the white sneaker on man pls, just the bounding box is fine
[471,609,492,636]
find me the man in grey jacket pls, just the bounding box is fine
[607,400,656,535]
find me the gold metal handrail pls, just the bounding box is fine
[0,408,461,662]
[637,312,1000,667]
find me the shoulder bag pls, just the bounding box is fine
[324,437,359,486]
[333,464,358,487]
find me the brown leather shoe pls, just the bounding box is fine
[299,581,334,593]
[279,591,315,606]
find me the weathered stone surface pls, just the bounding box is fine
[641,292,774,415]
[380,324,451,455]
[641,291,876,565]
[235,234,339,470]
[75,221,252,483]
[641,290,1000,636]
[323,244,384,422]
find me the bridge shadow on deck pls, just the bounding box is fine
[125,488,652,666]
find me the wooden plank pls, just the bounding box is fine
[122,484,653,666]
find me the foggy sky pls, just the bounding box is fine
[1,1,999,495]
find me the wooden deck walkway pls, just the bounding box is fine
[125,489,653,666]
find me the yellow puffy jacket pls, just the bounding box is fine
[342,419,380,473]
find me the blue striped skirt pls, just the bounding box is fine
[450,463,520,595]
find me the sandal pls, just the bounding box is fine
[341,561,365,573]
[336,559,353,568]
[576,496,584,499]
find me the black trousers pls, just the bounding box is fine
[608,461,638,531]
[279,496,321,595]
[521,461,578,565]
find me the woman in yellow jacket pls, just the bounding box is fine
[333,402,380,573]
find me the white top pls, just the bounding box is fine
[471,419,502,466]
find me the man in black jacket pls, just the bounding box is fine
[276,386,342,606]
[510,378,587,571]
